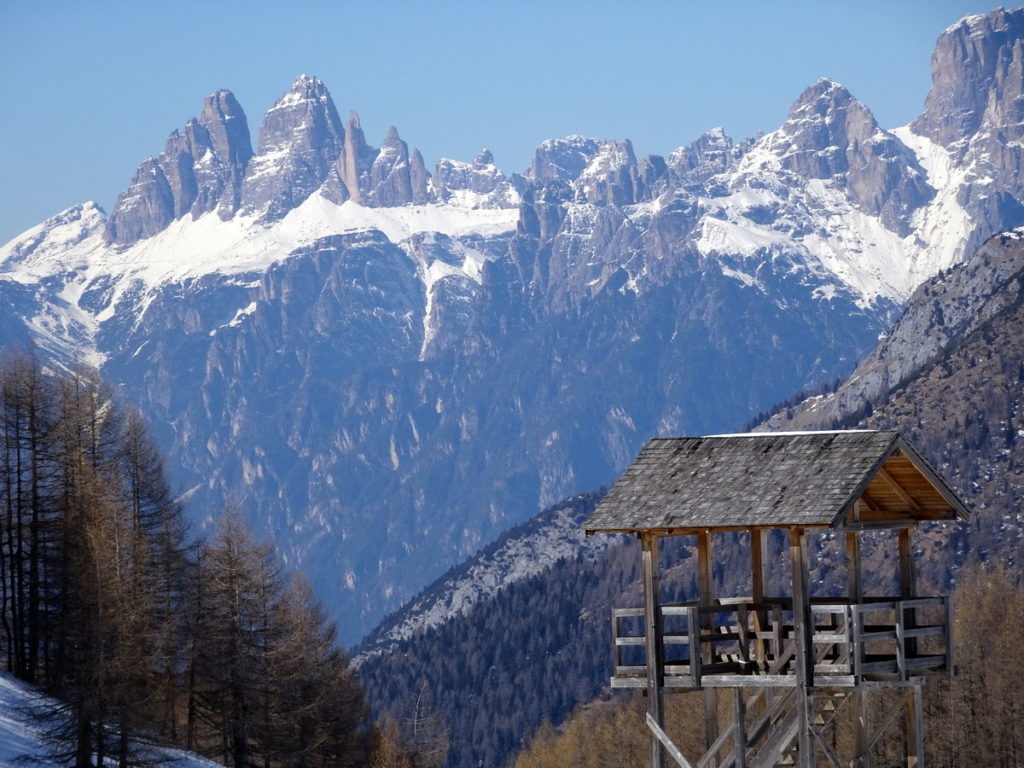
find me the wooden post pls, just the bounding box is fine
[905,682,924,768]
[733,688,748,768]
[898,528,917,665]
[697,530,718,762]
[847,504,863,604]
[751,528,767,670]
[898,528,915,598]
[789,527,816,768]
[856,689,872,768]
[642,533,665,768]
[847,515,867,766]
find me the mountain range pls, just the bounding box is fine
[2,7,1024,642]
[354,212,1024,768]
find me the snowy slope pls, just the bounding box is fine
[0,194,518,364]
[0,672,220,768]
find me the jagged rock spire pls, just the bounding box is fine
[104,88,253,246]
[238,74,344,221]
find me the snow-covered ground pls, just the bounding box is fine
[0,671,220,767]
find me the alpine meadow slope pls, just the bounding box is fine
[2,8,1024,641]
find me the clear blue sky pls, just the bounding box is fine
[0,0,999,244]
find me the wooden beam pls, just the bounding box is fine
[642,533,665,768]
[877,466,921,512]
[837,519,916,532]
[647,713,695,768]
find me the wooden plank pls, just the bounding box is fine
[646,713,696,768]
[616,636,647,646]
[612,677,650,689]
[614,607,647,617]
[700,675,796,688]
[615,665,648,675]
[642,533,665,768]
[664,634,692,645]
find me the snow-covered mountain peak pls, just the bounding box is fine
[528,135,603,182]
[0,202,106,277]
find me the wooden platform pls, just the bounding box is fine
[611,595,952,690]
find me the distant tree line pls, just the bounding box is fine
[0,349,376,768]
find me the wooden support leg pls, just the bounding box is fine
[642,534,665,768]
[733,688,747,768]
[854,689,871,768]
[789,528,815,768]
[705,689,718,767]
[905,683,924,768]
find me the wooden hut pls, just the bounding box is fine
[584,430,968,768]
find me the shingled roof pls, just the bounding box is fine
[584,431,969,534]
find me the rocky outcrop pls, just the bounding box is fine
[366,126,413,207]
[105,89,253,246]
[528,136,603,182]
[768,79,933,234]
[238,75,344,221]
[908,10,1024,256]
[913,8,1024,152]
[764,230,1024,431]
[668,127,737,190]
[433,149,519,208]
[576,139,642,206]
[410,149,430,204]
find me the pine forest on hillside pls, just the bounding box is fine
[0,350,373,768]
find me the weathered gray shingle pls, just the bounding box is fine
[585,431,908,532]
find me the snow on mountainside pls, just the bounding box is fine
[0,195,517,364]
[2,9,1024,644]
[0,672,219,768]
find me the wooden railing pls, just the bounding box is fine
[611,595,952,688]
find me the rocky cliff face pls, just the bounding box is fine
[238,75,344,221]
[909,7,1024,256]
[770,79,933,234]
[105,90,252,246]
[3,8,1024,643]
